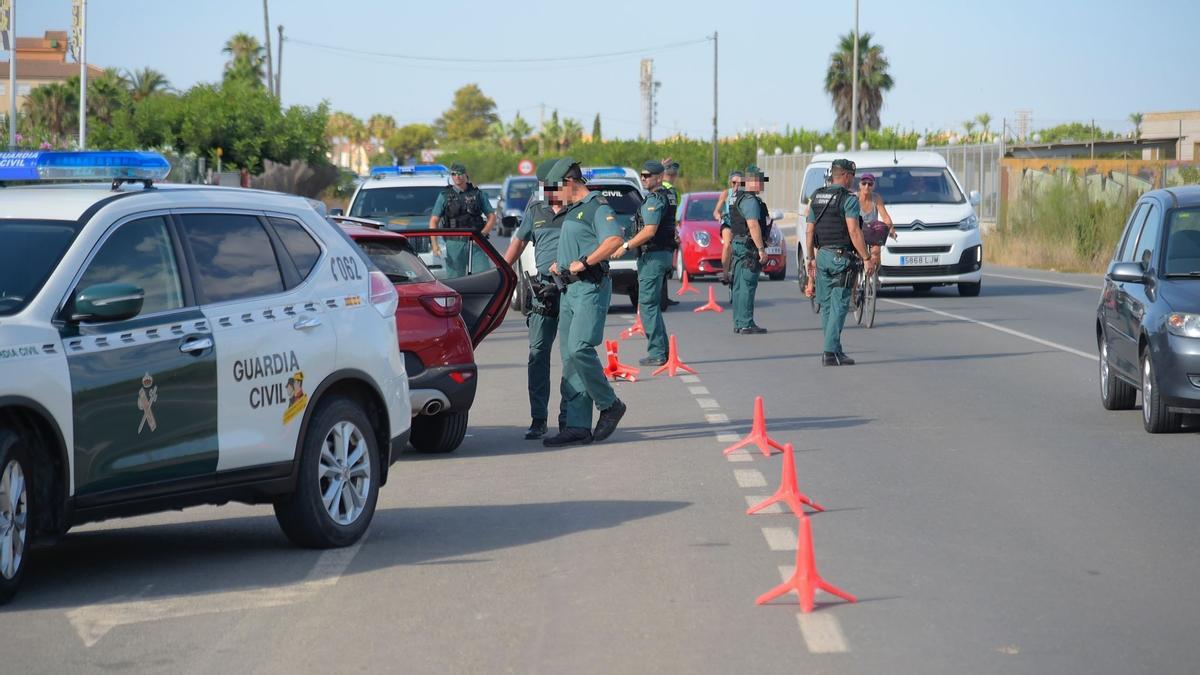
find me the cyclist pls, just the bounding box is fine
[712,170,744,224]
[856,172,895,265]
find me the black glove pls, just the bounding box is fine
[718,271,731,286]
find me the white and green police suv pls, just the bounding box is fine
[0,152,410,604]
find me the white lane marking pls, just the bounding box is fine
[706,413,730,424]
[880,297,1098,361]
[696,398,720,409]
[67,539,366,647]
[680,374,701,383]
[776,567,851,653]
[734,469,767,488]
[746,495,783,513]
[762,527,798,551]
[985,271,1101,290]
[727,451,754,463]
[688,385,710,395]
[717,432,741,443]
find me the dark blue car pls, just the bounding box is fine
[1097,185,1200,432]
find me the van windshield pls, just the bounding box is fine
[0,220,81,316]
[350,186,444,220]
[858,167,965,205]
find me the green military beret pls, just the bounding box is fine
[449,162,468,174]
[536,158,558,182]
[641,160,664,175]
[544,156,579,185]
[743,164,765,179]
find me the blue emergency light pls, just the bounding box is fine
[0,151,171,182]
[369,164,449,178]
[581,166,629,180]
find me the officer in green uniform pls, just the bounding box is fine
[660,160,682,307]
[804,158,874,366]
[542,158,627,447]
[429,163,496,278]
[612,160,675,366]
[503,158,563,439]
[721,164,770,334]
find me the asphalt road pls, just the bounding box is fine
[5,250,1199,674]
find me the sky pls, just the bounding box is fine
[17,0,1200,140]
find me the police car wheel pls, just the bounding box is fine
[0,430,32,605]
[410,410,469,454]
[274,397,380,548]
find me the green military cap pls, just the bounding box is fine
[544,156,580,185]
[666,161,680,172]
[536,158,558,182]
[641,160,664,175]
[743,164,765,179]
[449,162,468,174]
[831,158,856,173]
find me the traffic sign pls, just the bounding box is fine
[517,158,534,175]
[420,149,436,163]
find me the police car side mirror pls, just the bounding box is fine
[71,283,144,323]
[502,215,519,229]
[329,207,344,217]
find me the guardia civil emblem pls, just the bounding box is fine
[137,373,158,434]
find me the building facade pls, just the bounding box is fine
[0,31,105,113]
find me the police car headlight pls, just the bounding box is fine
[958,214,979,231]
[693,230,711,247]
[1167,313,1200,338]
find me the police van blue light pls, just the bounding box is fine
[0,150,171,182]
[370,164,449,178]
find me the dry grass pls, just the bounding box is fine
[983,229,1111,273]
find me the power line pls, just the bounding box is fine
[284,36,708,65]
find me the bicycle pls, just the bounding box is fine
[852,245,880,328]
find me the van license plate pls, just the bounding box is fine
[900,255,938,266]
[764,247,781,255]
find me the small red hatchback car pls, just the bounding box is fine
[676,192,787,281]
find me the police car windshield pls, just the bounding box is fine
[350,186,444,220]
[685,196,718,221]
[590,184,642,215]
[0,220,80,316]
[859,168,965,205]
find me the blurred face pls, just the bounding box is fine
[543,183,563,207]
[745,176,764,193]
[831,168,854,188]
[451,171,468,189]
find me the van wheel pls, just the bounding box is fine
[1142,350,1182,433]
[0,430,32,605]
[913,284,933,293]
[410,410,468,453]
[958,281,982,297]
[1099,335,1136,410]
[275,396,380,548]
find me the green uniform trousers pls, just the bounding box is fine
[816,248,852,353]
[637,249,671,360]
[731,239,761,330]
[526,300,560,424]
[443,237,491,278]
[558,277,616,428]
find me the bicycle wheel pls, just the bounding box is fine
[864,270,878,328]
[852,267,865,326]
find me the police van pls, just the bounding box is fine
[798,152,984,296]
[343,165,461,275]
[0,151,410,604]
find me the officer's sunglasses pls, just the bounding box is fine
[639,173,653,179]
[450,171,465,177]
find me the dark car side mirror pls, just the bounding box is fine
[71,283,145,322]
[501,215,519,230]
[328,207,344,217]
[1108,261,1147,284]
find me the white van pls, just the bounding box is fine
[798,151,983,296]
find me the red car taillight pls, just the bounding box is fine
[368,270,398,318]
[419,293,462,317]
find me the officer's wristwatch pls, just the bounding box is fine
[621,242,630,252]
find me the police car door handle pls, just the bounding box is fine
[179,336,214,354]
[293,315,322,331]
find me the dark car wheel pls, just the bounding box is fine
[411,410,469,453]
[0,430,32,605]
[1099,335,1136,410]
[1142,349,1182,433]
[768,271,786,281]
[958,281,982,297]
[275,396,380,548]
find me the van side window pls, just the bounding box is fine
[800,167,826,205]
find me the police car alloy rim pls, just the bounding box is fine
[319,421,372,526]
[0,459,27,580]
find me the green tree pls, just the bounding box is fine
[435,84,498,142]
[222,32,266,87]
[592,113,602,142]
[1033,122,1118,144]
[975,113,992,142]
[23,82,78,146]
[824,32,893,132]
[487,119,509,150]
[125,67,172,102]
[367,113,396,144]
[509,113,533,153]
[325,111,362,143]
[82,69,131,128]
[962,119,977,142]
[562,117,584,150]
[1129,112,1143,139]
[385,123,436,163]
[541,110,562,152]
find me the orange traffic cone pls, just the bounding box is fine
[652,335,697,377]
[756,515,856,613]
[676,269,701,296]
[620,311,646,340]
[694,286,724,313]
[747,443,824,516]
[603,340,640,382]
[723,396,785,457]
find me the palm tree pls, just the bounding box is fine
[222,32,265,86]
[509,113,533,153]
[1129,112,1143,139]
[325,111,361,142]
[24,82,78,146]
[561,118,583,150]
[541,110,563,153]
[487,120,509,150]
[125,67,171,102]
[367,114,396,145]
[962,120,977,143]
[83,69,130,127]
[824,32,893,133]
[975,113,992,142]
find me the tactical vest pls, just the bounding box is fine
[642,187,677,250]
[810,185,853,248]
[728,192,771,242]
[441,184,486,230]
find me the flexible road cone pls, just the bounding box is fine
[652,335,697,377]
[747,443,824,516]
[723,396,785,457]
[676,269,701,296]
[756,515,856,613]
[620,310,646,340]
[603,340,640,382]
[694,286,724,313]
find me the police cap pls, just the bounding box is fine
[831,158,856,174]
[544,156,581,186]
[743,164,765,179]
[536,158,558,182]
[641,160,664,175]
[449,162,468,174]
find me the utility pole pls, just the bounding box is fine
[276,24,283,98]
[75,0,87,149]
[711,31,718,182]
[850,0,859,151]
[3,0,13,150]
[1090,118,1095,160]
[538,102,545,155]
[262,0,274,95]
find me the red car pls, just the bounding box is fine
[676,191,788,281]
[338,220,515,453]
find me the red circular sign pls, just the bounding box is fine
[517,159,534,175]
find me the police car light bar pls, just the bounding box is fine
[582,166,626,179]
[0,151,171,183]
[370,164,449,178]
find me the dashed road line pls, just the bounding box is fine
[680,374,701,383]
[734,469,767,488]
[761,526,798,551]
[777,567,851,653]
[705,413,730,424]
[696,398,720,409]
[746,495,783,513]
[688,385,710,395]
[726,451,754,463]
[716,432,741,443]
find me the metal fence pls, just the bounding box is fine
[760,142,1004,221]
